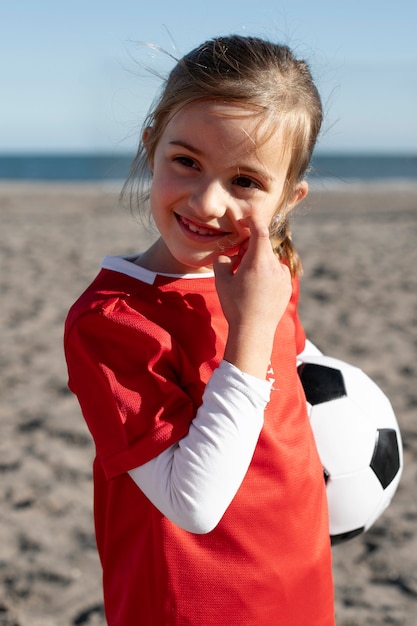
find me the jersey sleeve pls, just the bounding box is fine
[64,301,198,480]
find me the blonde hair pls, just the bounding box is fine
[122,35,322,275]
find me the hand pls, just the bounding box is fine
[213,213,292,378]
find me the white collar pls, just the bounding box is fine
[101,255,215,285]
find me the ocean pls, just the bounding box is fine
[0,153,416,183]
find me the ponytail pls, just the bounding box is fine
[271,219,302,277]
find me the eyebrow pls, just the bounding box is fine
[169,140,203,155]
[168,140,275,183]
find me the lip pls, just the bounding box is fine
[175,213,232,241]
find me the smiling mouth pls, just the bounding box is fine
[176,214,231,238]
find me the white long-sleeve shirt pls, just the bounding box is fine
[129,340,321,533]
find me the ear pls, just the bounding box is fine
[288,180,308,209]
[142,127,153,170]
[142,126,151,146]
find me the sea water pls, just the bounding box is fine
[0,153,416,183]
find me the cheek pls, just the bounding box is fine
[149,173,171,208]
[260,200,283,228]
[222,225,251,254]
[151,170,183,205]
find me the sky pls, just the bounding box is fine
[1,0,417,154]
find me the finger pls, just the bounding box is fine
[237,214,272,264]
[249,213,271,240]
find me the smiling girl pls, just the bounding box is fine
[64,35,335,625]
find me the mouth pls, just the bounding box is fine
[175,214,231,239]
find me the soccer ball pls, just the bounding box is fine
[297,353,403,545]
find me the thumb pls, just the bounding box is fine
[213,253,235,278]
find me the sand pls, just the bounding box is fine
[1,180,416,625]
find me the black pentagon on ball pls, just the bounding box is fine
[298,363,347,405]
[330,527,364,546]
[370,428,400,489]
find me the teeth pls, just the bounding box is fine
[188,223,213,235]
[182,217,217,236]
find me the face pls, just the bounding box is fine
[142,100,307,274]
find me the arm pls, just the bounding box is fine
[130,215,292,533]
[214,214,292,379]
[129,360,270,533]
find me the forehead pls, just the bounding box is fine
[164,100,288,160]
[169,100,262,133]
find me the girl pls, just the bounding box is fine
[64,35,335,625]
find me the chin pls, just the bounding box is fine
[170,254,214,274]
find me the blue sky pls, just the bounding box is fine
[2,0,416,154]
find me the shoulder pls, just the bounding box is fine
[64,267,170,355]
[64,257,222,365]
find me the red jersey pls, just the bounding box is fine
[64,258,334,626]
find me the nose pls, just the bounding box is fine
[188,178,235,219]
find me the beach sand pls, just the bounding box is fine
[1,180,416,625]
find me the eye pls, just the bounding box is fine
[233,175,260,189]
[173,155,198,169]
